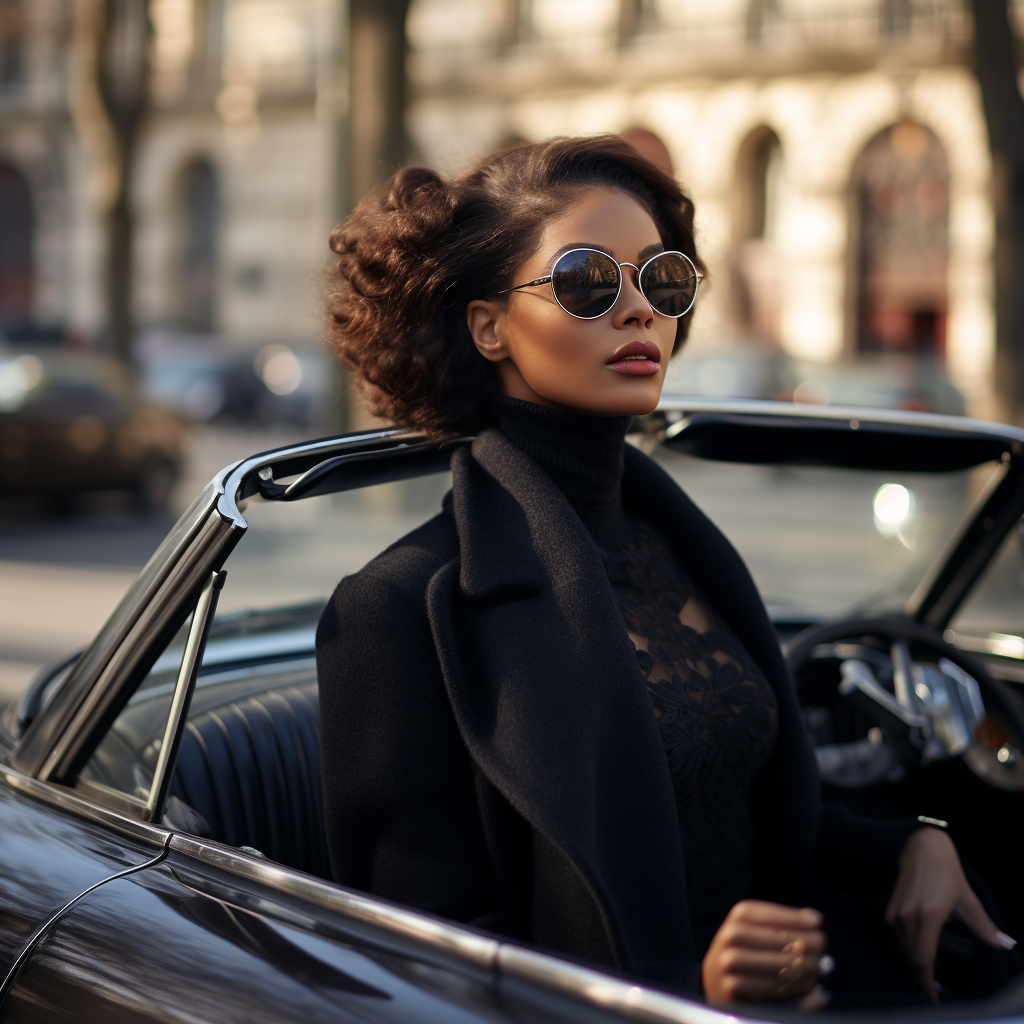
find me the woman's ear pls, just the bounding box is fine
[467,299,509,363]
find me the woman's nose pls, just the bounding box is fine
[614,264,654,327]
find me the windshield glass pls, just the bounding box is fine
[211,440,997,631]
[650,445,997,621]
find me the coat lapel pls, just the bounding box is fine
[426,429,696,987]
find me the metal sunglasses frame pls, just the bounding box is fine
[498,246,704,320]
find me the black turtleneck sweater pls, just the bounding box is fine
[496,396,779,955]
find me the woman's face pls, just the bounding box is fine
[466,186,680,417]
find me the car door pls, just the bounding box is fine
[0,837,521,1024]
[0,569,216,1002]
[0,765,168,994]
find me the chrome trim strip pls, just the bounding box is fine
[169,834,753,1024]
[0,762,170,846]
[168,834,500,968]
[497,946,744,1024]
[0,841,168,1002]
[145,571,225,821]
[658,396,1024,445]
[73,776,149,818]
[945,630,1024,661]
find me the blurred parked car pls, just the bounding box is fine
[782,354,967,416]
[666,343,965,416]
[0,347,186,512]
[138,333,334,429]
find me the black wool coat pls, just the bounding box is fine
[316,428,914,991]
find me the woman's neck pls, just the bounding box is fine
[495,395,632,545]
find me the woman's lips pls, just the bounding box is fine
[607,341,662,376]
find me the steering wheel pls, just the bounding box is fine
[783,618,1024,792]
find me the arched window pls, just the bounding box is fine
[731,126,782,342]
[179,159,218,332]
[853,122,949,355]
[0,162,33,330]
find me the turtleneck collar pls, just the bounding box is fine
[495,396,632,546]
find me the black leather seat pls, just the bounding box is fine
[170,681,332,880]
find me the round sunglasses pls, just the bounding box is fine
[498,247,703,320]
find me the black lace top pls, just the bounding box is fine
[496,397,779,955]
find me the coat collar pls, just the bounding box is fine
[451,428,586,601]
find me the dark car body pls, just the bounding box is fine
[0,349,186,510]
[1,399,1024,1023]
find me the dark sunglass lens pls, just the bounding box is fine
[640,253,698,317]
[551,250,620,318]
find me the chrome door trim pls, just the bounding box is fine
[168,834,501,968]
[169,833,745,1024]
[0,762,171,847]
[497,945,742,1024]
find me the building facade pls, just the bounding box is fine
[0,0,345,350]
[407,0,1021,416]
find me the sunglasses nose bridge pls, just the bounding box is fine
[615,261,653,313]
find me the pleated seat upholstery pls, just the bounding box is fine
[170,681,332,880]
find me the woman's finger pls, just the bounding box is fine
[729,901,823,931]
[720,922,827,955]
[906,908,943,1003]
[718,947,821,981]
[955,891,1017,952]
[723,970,817,1003]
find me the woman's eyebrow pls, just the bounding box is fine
[637,243,666,263]
[541,241,666,273]
[541,243,611,273]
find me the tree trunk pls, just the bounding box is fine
[970,0,1024,422]
[67,0,149,366]
[348,0,409,207]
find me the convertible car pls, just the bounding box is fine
[2,397,1024,1022]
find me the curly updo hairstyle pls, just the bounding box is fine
[326,134,703,438]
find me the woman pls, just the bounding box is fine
[317,136,1014,1008]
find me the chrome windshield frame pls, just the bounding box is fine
[9,425,435,781]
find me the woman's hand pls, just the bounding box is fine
[887,826,1016,1001]
[703,900,831,1010]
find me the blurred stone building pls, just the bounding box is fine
[1,0,1020,419]
[407,0,1023,415]
[0,0,344,350]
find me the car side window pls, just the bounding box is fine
[77,609,196,804]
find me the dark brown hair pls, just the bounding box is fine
[325,135,703,438]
